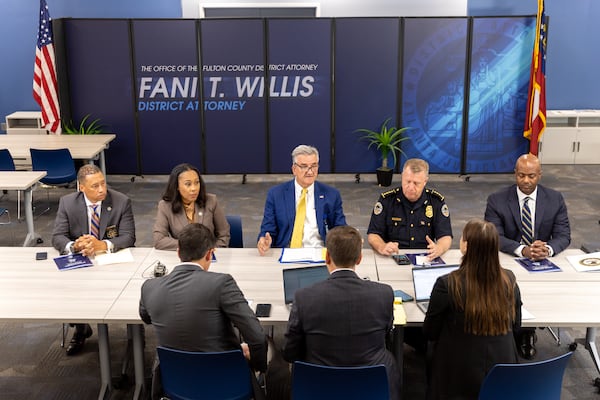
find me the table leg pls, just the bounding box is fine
[392,326,404,400]
[130,323,146,400]
[99,150,107,176]
[586,327,600,375]
[22,188,40,247]
[97,323,113,400]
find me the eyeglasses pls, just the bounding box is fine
[294,163,319,172]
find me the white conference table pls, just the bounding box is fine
[106,247,378,399]
[0,171,47,246]
[0,247,153,400]
[0,134,116,175]
[3,246,599,400]
[374,248,600,381]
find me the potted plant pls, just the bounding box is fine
[355,118,411,186]
[62,114,106,134]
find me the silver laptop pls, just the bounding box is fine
[283,265,329,308]
[412,265,459,313]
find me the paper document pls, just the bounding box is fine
[406,252,445,266]
[566,252,600,272]
[521,307,535,320]
[279,247,326,263]
[95,248,134,265]
[393,302,407,325]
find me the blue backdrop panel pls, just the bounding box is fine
[63,20,137,174]
[465,17,534,173]
[402,18,468,174]
[334,18,400,173]
[133,20,200,174]
[267,19,332,173]
[200,19,266,174]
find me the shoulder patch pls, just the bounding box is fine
[441,204,450,217]
[427,188,445,201]
[373,201,383,215]
[380,187,400,199]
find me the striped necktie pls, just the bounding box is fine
[290,188,307,248]
[90,204,100,239]
[521,197,533,245]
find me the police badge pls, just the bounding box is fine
[105,225,118,239]
[425,205,433,218]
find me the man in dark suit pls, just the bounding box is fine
[257,145,346,255]
[52,164,136,355]
[282,225,400,399]
[139,223,267,399]
[485,153,571,359]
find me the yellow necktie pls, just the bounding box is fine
[290,188,307,248]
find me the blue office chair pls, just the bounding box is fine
[157,347,253,400]
[0,149,20,220]
[0,149,16,171]
[478,351,573,400]
[30,148,77,214]
[291,361,389,400]
[227,214,244,248]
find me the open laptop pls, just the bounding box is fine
[283,265,329,308]
[412,264,460,313]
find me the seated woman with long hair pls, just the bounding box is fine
[153,163,230,249]
[423,218,522,399]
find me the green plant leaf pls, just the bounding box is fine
[62,114,106,135]
[355,118,412,169]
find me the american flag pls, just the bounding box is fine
[33,0,61,134]
[523,0,547,155]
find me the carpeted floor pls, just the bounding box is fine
[1,165,599,399]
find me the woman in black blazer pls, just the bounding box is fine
[423,219,522,399]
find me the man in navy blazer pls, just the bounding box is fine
[484,154,570,259]
[484,153,570,360]
[257,145,346,254]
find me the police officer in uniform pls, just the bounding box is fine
[368,158,452,260]
[368,158,453,354]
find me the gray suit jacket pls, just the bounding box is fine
[283,270,400,399]
[139,263,267,372]
[52,189,136,252]
[153,194,230,250]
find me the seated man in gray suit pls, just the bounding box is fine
[52,164,136,356]
[283,225,400,399]
[140,223,268,399]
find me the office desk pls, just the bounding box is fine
[374,248,593,282]
[0,171,47,246]
[0,134,116,175]
[108,248,378,399]
[375,248,600,383]
[0,246,152,400]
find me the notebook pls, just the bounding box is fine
[412,264,459,313]
[282,265,329,307]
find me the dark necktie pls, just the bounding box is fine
[521,197,533,245]
[90,204,100,239]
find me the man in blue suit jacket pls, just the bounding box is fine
[257,145,346,254]
[484,153,570,360]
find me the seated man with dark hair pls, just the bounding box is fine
[140,223,267,399]
[283,225,400,399]
[52,164,136,356]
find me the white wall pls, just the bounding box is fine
[183,0,467,18]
